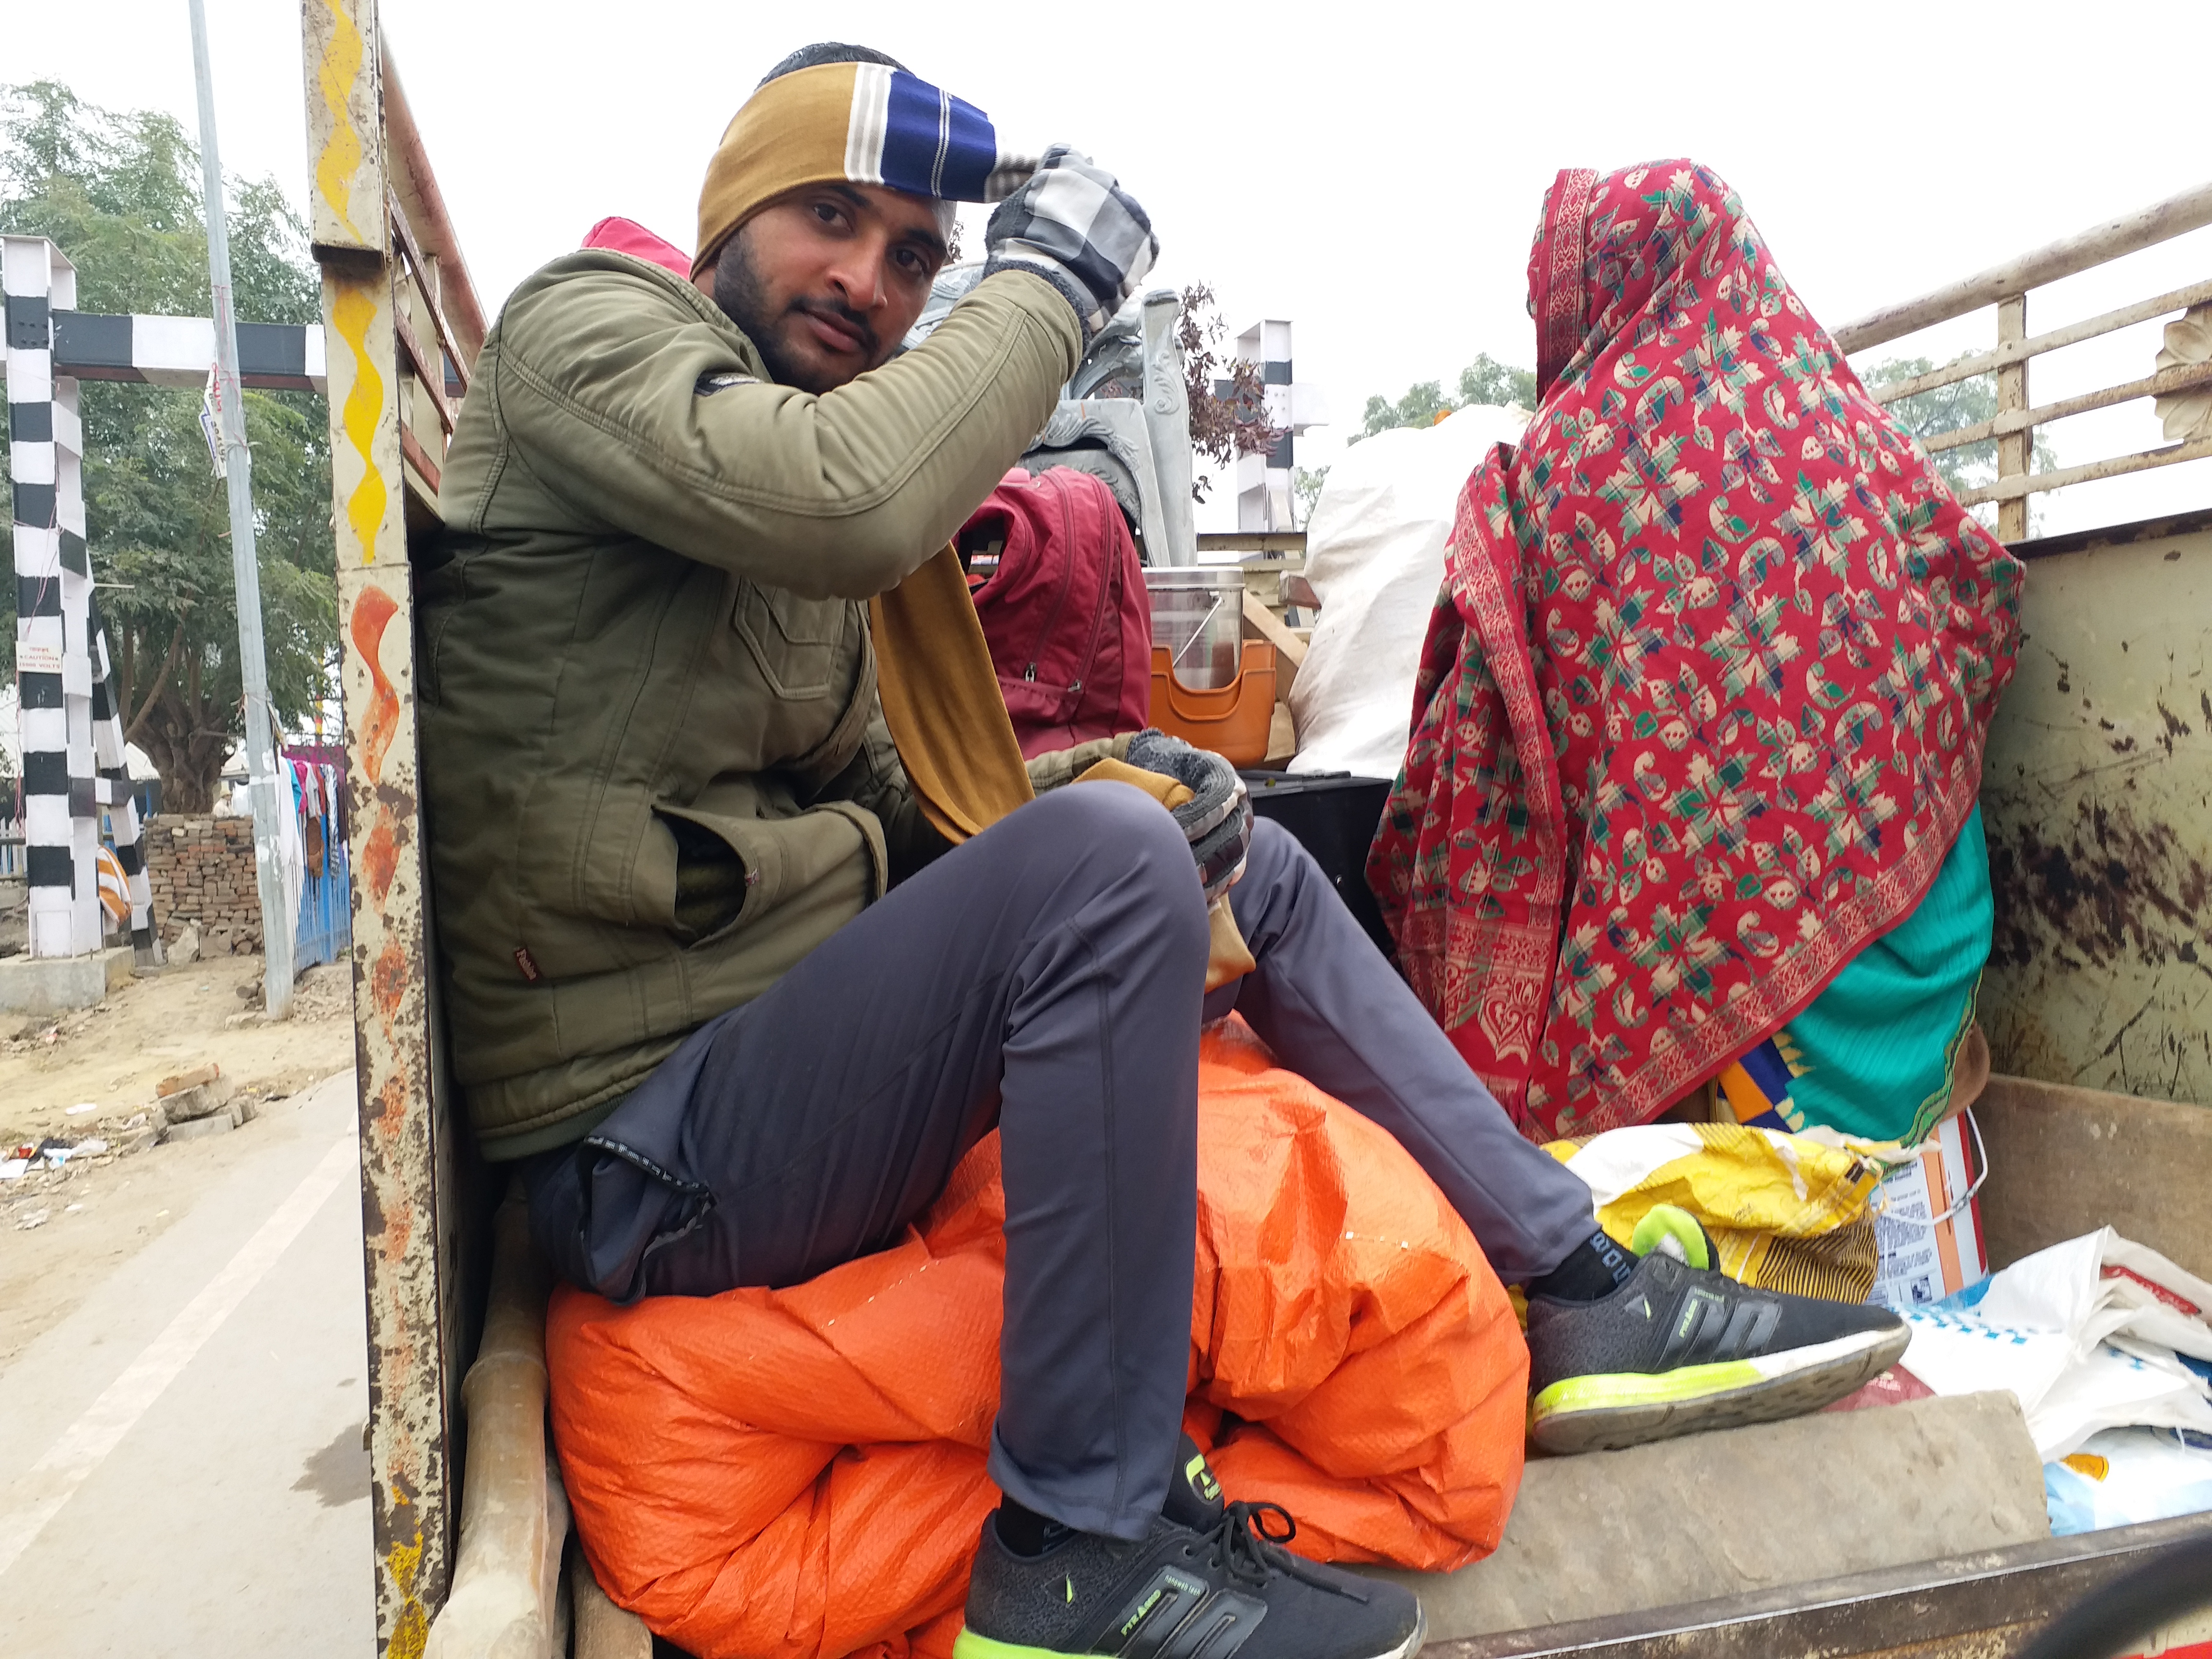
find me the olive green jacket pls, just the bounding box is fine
[422,251,1084,1159]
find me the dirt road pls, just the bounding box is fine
[0,956,355,1369]
[0,1069,371,1655]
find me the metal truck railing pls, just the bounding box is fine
[1833,180,2212,543]
[299,10,2212,1646]
[301,2,488,1651]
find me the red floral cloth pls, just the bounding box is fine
[1367,161,2022,1140]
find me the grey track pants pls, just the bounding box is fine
[523,781,1595,1539]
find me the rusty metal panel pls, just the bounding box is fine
[339,552,451,1659]
[301,0,388,256]
[307,0,456,1650]
[1980,523,2212,1106]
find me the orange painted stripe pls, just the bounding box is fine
[1927,1144,1965,1295]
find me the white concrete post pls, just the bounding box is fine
[1235,320,1296,533]
[1227,321,1327,533]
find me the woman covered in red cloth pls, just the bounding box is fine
[1369,162,2023,1143]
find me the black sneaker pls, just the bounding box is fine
[1525,1204,1910,1454]
[956,1439,1425,1659]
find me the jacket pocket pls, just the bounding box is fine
[651,806,756,946]
[654,801,883,943]
[732,581,855,700]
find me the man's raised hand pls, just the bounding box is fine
[982,146,1158,346]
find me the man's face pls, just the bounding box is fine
[709,183,947,393]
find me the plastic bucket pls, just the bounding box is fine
[1144,569,1245,690]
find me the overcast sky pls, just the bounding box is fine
[15,0,2212,533]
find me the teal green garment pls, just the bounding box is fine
[1779,805,1991,1144]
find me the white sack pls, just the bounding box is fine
[1900,1228,2212,1461]
[1289,405,1527,780]
[2045,1426,2212,1536]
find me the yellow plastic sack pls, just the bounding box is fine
[1544,1123,1885,1300]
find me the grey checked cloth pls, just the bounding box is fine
[1123,731,1252,902]
[982,145,1159,344]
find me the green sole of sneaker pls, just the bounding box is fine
[952,1601,1428,1659]
[1527,1325,1911,1455]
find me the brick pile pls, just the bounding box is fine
[144,815,263,956]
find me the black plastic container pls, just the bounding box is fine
[1238,770,1395,959]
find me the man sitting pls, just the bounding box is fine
[418,42,1906,1659]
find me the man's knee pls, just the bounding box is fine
[1236,816,1323,907]
[1244,816,1304,881]
[1013,784,1207,929]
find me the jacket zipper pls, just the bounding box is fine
[1066,516,1119,716]
[1022,476,1080,688]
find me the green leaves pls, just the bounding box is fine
[1351,354,1539,443]
[1863,350,2060,527]
[0,80,335,810]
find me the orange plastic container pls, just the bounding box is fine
[1150,641,1277,765]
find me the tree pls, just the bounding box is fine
[1358,379,1453,439]
[1352,352,1536,444]
[1862,353,2058,532]
[1456,355,1537,411]
[1177,283,1280,504]
[0,81,336,812]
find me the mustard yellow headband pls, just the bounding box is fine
[694,61,1036,280]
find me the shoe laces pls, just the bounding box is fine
[1190,1501,1298,1590]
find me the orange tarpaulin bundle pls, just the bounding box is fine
[549,1020,1529,1659]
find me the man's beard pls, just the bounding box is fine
[712,234,881,393]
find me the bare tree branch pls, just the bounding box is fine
[124,618,186,742]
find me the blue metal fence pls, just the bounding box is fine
[295,831,352,968]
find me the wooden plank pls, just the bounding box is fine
[418,1191,566,1656]
[1958,433,2212,505]
[1996,296,2030,544]
[1922,359,2212,455]
[1240,589,1307,705]
[386,191,470,397]
[1394,1393,2045,1643]
[399,422,442,493]
[1974,1073,2212,1277]
[572,1556,652,1659]
[1198,531,1307,557]
[1863,276,2212,403]
[388,288,454,436]
[379,46,488,361]
[1832,179,2212,353]
[1426,1511,2212,1659]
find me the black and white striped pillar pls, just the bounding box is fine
[4,234,101,959]
[1235,320,1295,532]
[1218,320,1326,533]
[4,232,327,963]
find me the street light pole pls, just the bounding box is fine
[186,0,294,1017]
